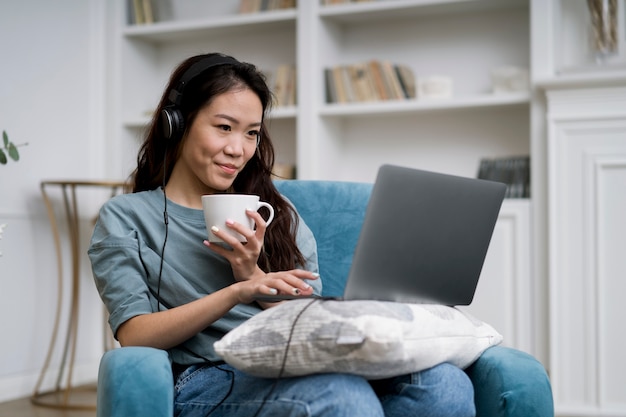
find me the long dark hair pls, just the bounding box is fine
[131,53,305,272]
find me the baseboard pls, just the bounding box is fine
[0,360,99,403]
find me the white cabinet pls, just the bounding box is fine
[546,85,626,417]
[462,199,533,353]
[533,0,626,414]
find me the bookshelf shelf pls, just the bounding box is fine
[534,70,626,90]
[319,92,530,117]
[123,9,297,43]
[269,106,298,119]
[319,0,527,23]
[123,119,149,130]
[123,105,297,130]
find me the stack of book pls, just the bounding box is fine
[269,65,297,107]
[325,60,415,104]
[477,156,531,199]
[239,0,297,13]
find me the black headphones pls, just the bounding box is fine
[161,54,241,142]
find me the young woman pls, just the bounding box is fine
[89,52,475,417]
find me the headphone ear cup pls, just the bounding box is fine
[161,106,185,141]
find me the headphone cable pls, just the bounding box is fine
[156,153,235,416]
[251,298,320,417]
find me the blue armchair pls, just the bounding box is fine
[97,180,554,417]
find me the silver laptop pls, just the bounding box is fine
[257,164,506,306]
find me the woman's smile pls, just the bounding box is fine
[217,162,239,176]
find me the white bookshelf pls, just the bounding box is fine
[121,8,297,43]
[111,0,531,182]
[108,0,535,355]
[298,0,531,182]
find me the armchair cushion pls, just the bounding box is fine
[214,299,502,379]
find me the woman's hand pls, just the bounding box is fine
[203,209,319,304]
[116,269,317,349]
[232,269,319,305]
[203,209,268,281]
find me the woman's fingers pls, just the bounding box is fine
[209,212,265,249]
[264,270,319,295]
[245,209,268,238]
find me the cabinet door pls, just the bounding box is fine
[547,86,626,416]
[461,200,533,353]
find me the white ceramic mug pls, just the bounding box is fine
[201,194,275,242]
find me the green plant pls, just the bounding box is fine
[1,130,27,165]
[1,130,28,256]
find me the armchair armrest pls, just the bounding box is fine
[97,347,173,417]
[465,345,554,417]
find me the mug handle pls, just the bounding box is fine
[257,202,275,226]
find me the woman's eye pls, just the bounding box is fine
[246,130,260,139]
[218,125,231,132]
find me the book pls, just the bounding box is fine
[142,0,154,24]
[132,0,144,24]
[348,64,370,102]
[239,0,261,13]
[394,64,416,99]
[367,60,389,100]
[332,66,349,103]
[380,60,405,100]
[278,0,296,8]
[273,64,288,106]
[240,0,296,13]
[477,156,530,198]
[271,64,297,107]
[286,65,297,106]
[324,68,334,103]
[340,65,356,103]
[128,0,156,25]
[271,163,296,180]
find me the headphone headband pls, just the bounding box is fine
[162,54,241,140]
[167,54,241,106]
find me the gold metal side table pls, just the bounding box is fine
[32,180,128,410]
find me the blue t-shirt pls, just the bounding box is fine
[88,188,320,365]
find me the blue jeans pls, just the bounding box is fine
[174,363,475,417]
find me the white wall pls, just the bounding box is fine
[0,0,108,402]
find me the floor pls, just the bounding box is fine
[0,386,97,417]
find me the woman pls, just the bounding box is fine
[89,52,475,417]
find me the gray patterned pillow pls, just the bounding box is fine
[214,299,502,379]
